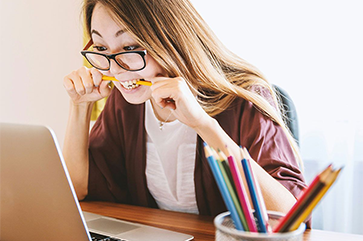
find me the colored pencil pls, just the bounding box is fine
[216,149,249,231]
[288,167,342,231]
[202,143,343,234]
[218,150,237,193]
[225,147,258,232]
[273,164,332,232]
[240,148,267,233]
[241,147,270,232]
[203,143,244,230]
[273,164,342,233]
[102,76,152,86]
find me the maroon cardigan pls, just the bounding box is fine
[86,88,307,218]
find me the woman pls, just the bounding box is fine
[63,0,306,217]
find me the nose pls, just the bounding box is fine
[109,59,127,76]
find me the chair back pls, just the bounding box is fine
[273,85,299,146]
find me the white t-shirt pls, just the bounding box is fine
[145,100,199,214]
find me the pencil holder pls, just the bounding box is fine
[214,211,306,241]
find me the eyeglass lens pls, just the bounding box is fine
[84,52,145,71]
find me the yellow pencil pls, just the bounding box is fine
[102,76,118,81]
[288,167,342,231]
[137,80,152,86]
[102,76,152,86]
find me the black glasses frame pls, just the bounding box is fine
[81,50,147,71]
[80,39,147,71]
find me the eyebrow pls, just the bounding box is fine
[115,29,126,37]
[91,29,126,38]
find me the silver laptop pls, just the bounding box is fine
[0,123,194,241]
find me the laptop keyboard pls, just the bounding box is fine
[90,231,127,241]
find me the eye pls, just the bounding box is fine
[123,45,139,51]
[93,46,107,51]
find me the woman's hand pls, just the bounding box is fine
[149,76,211,129]
[63,67,112,105]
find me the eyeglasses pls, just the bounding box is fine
[81,39,147,71]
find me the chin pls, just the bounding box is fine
[114,84,150,105]
[122,97,148,105]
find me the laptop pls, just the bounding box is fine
[0,123,194,241]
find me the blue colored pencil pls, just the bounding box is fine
[203,143,244,231]
[241,147,270,232]
[240,148,267,233]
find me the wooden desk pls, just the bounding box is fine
[80,201,363,241]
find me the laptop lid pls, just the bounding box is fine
[0,123,193,241]
[0,123,91,240]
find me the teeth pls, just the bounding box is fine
[121,79,140,90]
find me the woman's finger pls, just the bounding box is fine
[63,75,79,99]
[68,71,86,96]
[151,85,177,109]
[77,67,95,94]
[99,80,113,98]
[90,68,103,87]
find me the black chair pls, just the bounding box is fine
[273,85,299,146]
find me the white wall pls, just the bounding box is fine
[0,0,83,146]
[190,0,363,130]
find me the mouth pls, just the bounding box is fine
[120,79,143,90]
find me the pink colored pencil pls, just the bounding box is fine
[226,147,258,232]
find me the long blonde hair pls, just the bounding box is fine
[83,0,302,168]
